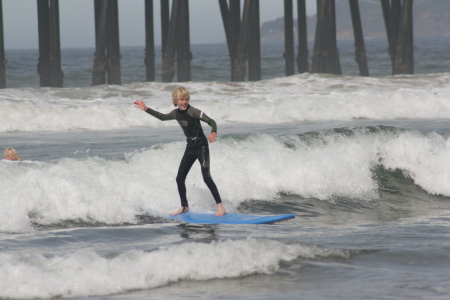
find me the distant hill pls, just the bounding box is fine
[260,0,450,42]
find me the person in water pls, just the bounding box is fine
[134,87,226,216]
[4,148,21,161]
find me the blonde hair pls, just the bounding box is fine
[172,86,190,107]
[4,147,21,161]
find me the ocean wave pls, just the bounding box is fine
[1,73,450,133]
[2,126,450,233]
[0,238,350,299]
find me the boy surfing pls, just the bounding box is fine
[134,87,226,216]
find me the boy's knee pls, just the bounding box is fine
[176,176,185,184]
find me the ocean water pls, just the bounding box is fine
[2,37,450,299]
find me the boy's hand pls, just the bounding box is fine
[208,132,217,143]
[134,100,147,111]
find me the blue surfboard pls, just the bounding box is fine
[167,212,295,224]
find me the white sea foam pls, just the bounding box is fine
[0,237,349,299]
[2,128,450,233]
[378,131,450,196]
[1,73,450,133]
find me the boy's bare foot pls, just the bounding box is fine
[215,203,227,217]
[171,206,189,216]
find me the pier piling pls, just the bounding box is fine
[219,0,241,81]
[393,0,413,74]
[162,0,179,82]
[37,0,63,87]
[92,0,108,85]
[160,0,169,58]
[145,0,155,82]
[311,0,341,75]
[284,0,295,76]
[176,0,192,82]
[106,0,121,84]
[349,0,369,76]
[296,0,309,74]
[232,0,251,81]
[107,0,121,85]
[248,0,261,81]
[160,0,192,83]
[228,0,261,82]
[92,0,121,86]
[381,0,414,75]
[390,0,401,70]
[229,0,241,80]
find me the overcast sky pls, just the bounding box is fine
[3,0,317,50]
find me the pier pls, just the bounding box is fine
[0,0,415,88]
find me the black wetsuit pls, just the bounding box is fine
[145,105,222,207]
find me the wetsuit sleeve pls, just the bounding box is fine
[188,106,218,133]
[145,107,176,121]
[199,112,217,133]
[206,118,218,133]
